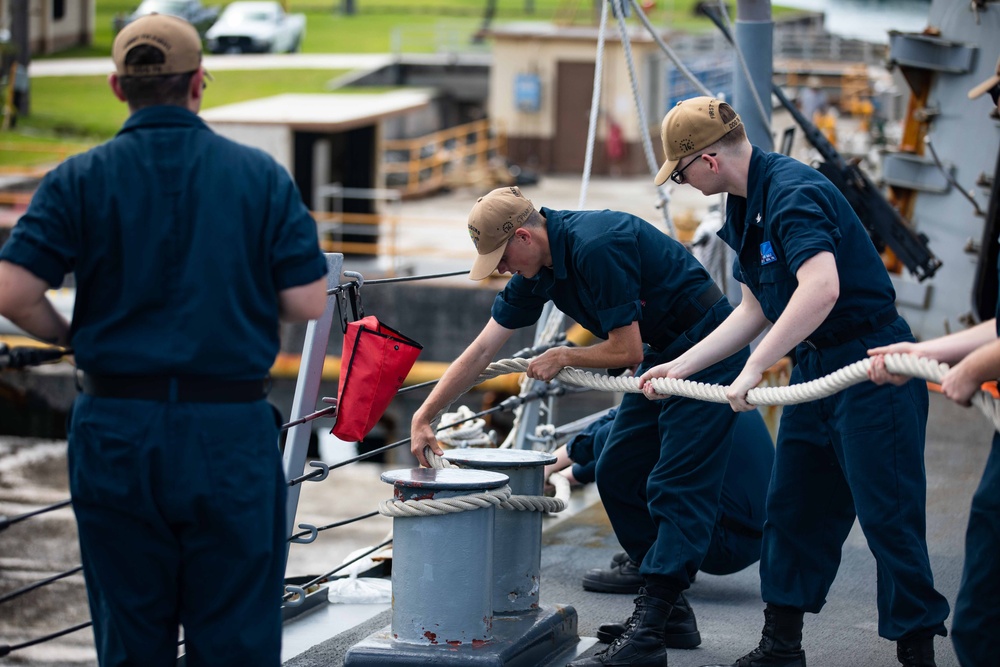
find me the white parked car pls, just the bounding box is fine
[205,1,305,54]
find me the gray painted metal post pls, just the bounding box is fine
[443,449,557,614]
[735,0,774,150]
[382,468,510,645]
[511,302,559,450]
[281,253,343,562]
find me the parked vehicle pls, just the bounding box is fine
[204,1,306,54]
[112,0,221,36]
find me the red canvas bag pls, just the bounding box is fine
[332,315,422,442]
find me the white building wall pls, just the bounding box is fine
[206,123,293,171]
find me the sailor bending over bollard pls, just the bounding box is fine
[0,15,328,667]
[410,185,773,667]
[545,407,773,610]
[869,61,1000,667]
[640,96,948,667]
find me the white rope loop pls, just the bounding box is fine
[422,445,566,513]
[548,470,572,509]
[378,485,512,518]
[436,405,493,448]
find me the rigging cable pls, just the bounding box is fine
[613,0,674,235]
[578,0,610,210]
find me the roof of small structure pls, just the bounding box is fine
[200,89,433,131]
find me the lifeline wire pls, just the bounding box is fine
[286,391,554,486]
[325,269,468,296]
[0,499,72,532]
[288,511,379,542]
[282,538,393,603]
[0,566,82,605]
[0,622,91,657]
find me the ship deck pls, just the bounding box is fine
[280,390,989,667]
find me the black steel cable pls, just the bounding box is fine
[0,499,72,532]
[394,378,439,395]
[281,403,337,432]
[360,270,468,285]
[286,402,507,486]
[288,511,380,541]
[286,385,565,486]
[0,621,91,657]
[325,269,467,296]
[0,566,83,605]
[282,538,393,602]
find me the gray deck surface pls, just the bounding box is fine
[287,390,990,666]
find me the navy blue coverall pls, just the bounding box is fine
[569,408,773,575]
[950,229,1000,667]
[492,207,760,592]
[719,146,949,641]
[0,106,327,666]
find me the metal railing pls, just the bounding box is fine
[382,118,508,198]
[0,141,93,179]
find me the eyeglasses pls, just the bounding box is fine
[670,152,716,184]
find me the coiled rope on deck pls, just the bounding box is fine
[473,353,1000,433]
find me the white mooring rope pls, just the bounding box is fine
[394,354,1000,518]
[418,447,569,516]
[474,352,1000,434]
[378,485,512,518]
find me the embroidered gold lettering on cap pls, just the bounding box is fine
[653,96,743,187]
[465,186,537,281]
[112,14,204,78]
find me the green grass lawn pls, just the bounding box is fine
[45,0,749,58]
[13,68,349,142]
[0,133,96,166]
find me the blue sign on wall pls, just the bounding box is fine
[515,73,542,113]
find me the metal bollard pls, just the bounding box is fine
[381,467,510,645]
[443,449,556,614]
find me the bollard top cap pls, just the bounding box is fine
[381,467,510,490]
[444,448,557,468]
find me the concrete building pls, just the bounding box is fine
[0,0,94,55]
[488,23,665,177]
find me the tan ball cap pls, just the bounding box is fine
[654,96,742,186]
[113,13,203,77]
[467,186,536,280]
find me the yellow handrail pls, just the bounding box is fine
[382,118,509,197]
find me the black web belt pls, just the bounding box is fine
[648,283,725,351]
[79,373,271,403]
[802,306,898,350]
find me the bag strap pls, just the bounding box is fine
[337,281,365,333]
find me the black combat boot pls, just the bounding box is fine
[583,552,644,594]
[896,634,936,667]
[701,604,806,667]
[568,588,674,666]
[596,591,700,648]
